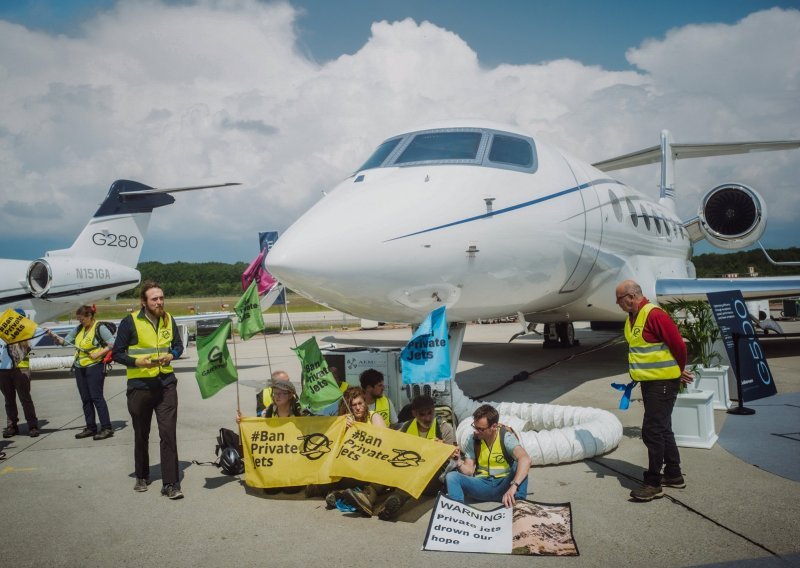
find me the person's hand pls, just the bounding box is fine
[135,356,158,368]
[155,353,173,366]
[502,484,518,508]
[450,447,461,460]
[235,410,243,424]
[345,415,354,429]
[680,368,694,384]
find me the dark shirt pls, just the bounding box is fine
[630,297,687,371]
[112,308,184,389]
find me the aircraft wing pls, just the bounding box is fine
[656,277,800,302]
[593,141,800,172]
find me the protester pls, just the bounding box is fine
[1,312,39,438]
[373,395,458,521]
[112,281,184,499]
[359,368,397,426]
[615,279,693,501]
[445,404,531,507]
[262,379,302,417]
[60,306,114,440]
[323,387,386,511]
[256,369,292,416]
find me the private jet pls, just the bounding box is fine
[0,179,239,324]
[266,120,800,357]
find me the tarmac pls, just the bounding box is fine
[2,319,799,568]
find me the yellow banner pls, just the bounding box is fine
[240,416,346,489]
[0,309,38,344]
[330,421,454,499]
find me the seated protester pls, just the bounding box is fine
[374,395,458,521]
[255,370,291,417]
[238,376,306,494]
[324,387,385,511]
[445,404,531,508]
[359,368,397,426]
[261,378,305,418]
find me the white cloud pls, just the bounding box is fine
[0,1,797,261]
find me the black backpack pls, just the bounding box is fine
[215,427,244,475]
[73,321,117,347]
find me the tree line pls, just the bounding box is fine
[121,248,798,297]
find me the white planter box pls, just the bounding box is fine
[693,365,732,410]
[672,388,718,449]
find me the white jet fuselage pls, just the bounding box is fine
[267,122,692,324]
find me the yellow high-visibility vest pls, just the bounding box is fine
[126,313,175,379]
[624,303,680,381]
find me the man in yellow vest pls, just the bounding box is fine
[445,404,531,508]
[1,316,39,438]
[112,281,184,499]
[616,279,694,502]
[360,368,397,426]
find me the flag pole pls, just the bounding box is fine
[230,320,240,413]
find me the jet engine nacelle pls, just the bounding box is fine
[694,183,767,250]
[26,256,141,299]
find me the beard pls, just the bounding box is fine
[147,305,166,319]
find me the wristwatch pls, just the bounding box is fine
[510,481,519,487]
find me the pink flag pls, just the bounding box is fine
[241,249,277,295]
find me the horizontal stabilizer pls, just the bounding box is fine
[593,140,800,172]
[656,277,800,303]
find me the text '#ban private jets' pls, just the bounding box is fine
[266,119,800,354]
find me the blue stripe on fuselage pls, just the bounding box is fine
[384,178,624,242]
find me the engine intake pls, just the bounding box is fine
[26,256,140,299]
[689,183,767,250]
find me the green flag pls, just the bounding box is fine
[234,280,265,341]
[293,336,343,412]
[195,320,238,399]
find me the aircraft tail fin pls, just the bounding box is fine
[45,179,240,268]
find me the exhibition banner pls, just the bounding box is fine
[707,291,777,401]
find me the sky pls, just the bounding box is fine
[0,0,798,263]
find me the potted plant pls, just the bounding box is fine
[661,299,726,448]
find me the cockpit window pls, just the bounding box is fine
[488,134,534,167]
[395,132,483,164]
[357,137,402,171]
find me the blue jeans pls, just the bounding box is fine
[74,363,111,431]
[445,462,528,503]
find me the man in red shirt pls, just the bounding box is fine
[616,279,694,501]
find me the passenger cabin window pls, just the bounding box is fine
[357,137,402,171]
[640,204,651,231]
[488,135,534,167]
[625,197,638,227]
[395,132,482,164]
[608,190,623,222]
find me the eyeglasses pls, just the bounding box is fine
[616,293,634,302]
[471,423,493,433]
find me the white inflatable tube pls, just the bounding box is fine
[451,382,623,466]
[28,356,75,371]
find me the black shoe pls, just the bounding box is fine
[661,474,686,488]
[342,488,373,517]
[134,478,149,492]
[377,493,404,521]
[93,428,114,440]
[2,426,19,438]
[161,484,184,500]
[325,490,343,510]
[29,428,40,438]
[75,428,96,439]
[630,485,664,501]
